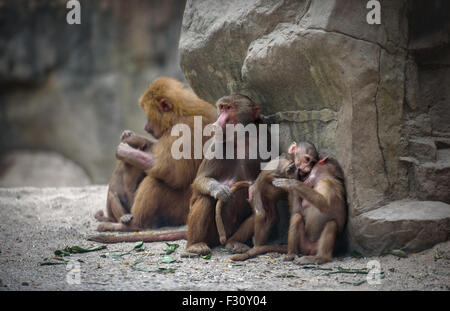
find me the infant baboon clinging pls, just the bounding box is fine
[273,156,346,264]
[94,77,216,234]
[95,130,155,224]
[231,142,319,261]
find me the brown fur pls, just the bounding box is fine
[95,131,155,223]
[231,142,319,261]
[95,77,216,233]
[272,157,346,265]
[184,94,263,256]
[249,154,297,248]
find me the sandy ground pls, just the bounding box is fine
[0,185,449,291]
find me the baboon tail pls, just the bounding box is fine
[230,245,287,261]
[88,231,187,244]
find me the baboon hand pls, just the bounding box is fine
[120,130,135,141]
[210,183,232,202]
[272,178,292,190]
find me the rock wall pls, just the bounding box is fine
[0,0,187,183]
[179,0,450,254]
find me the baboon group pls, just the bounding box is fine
[90,77,347,265]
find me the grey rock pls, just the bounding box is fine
[179,0,450,254]
[410,151,450,204]
[352,200,450,255]
[408,137,437,162]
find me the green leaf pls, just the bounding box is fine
[161,256,176,263]
[156,267,176,274]
[129,260,176,274]
[130,260,153,272]
[39,260,69,266]
[165,243,179,255]
[54,245,106,256]
[71,245,107,253]
[107,252,130,260]
[201,253,212,260]
[134,241,145,251]
[323,266,370,276]
[54,249,71,257]
[300,265,332,271]
[339,280,366,286]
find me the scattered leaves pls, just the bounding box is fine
[201,253,212,260]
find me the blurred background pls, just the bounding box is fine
[0,0,187,186]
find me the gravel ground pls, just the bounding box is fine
[0,185,449,291]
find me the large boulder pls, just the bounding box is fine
[179,0,450,254]
[352,200,450,255]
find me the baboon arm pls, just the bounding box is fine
[274,178,330,213]
[291,180,331,213]
[115,143,155,170]
[124,135,156,150]
[192,176,219,197]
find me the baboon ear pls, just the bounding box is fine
[159,98,173,113]
[318,156,329,165]
[288,142,298,154]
